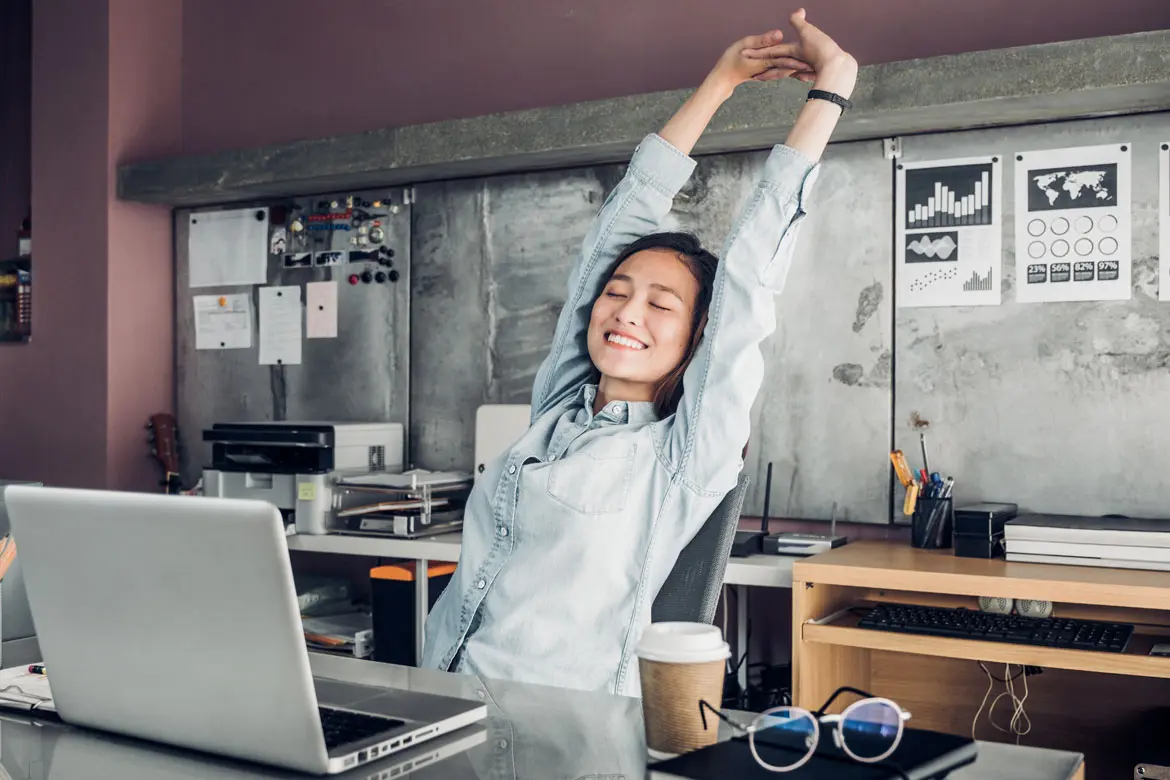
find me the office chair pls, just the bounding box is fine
[651,473,751,625]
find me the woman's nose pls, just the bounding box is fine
[615,298,644,325]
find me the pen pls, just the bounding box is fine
[920,432,931,476]
[27,664,45,675]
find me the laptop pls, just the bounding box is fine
[43,712,487,780]
[2,485,486,775]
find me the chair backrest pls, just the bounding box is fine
[651,473,751,625]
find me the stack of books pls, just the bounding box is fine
[1004,514,1170,571]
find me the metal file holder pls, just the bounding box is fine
[328,475,472,538]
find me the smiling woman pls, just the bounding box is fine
[422,9,858,696]
[589,232,717,417]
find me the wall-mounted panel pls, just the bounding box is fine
[174,192,411,487]
[894,112,1170,518]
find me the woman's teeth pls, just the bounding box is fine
[607,333,646,350]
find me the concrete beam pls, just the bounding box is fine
[119,30,1170,207]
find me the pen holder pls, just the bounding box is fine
[911,497,954,550]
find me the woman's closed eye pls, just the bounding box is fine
[605,291,627,299]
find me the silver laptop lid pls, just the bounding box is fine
[3,486,332,773]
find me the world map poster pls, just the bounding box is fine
[1015,143,1131,303]
[896,155,1003,308]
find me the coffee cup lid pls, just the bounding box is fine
[635,622,730,664]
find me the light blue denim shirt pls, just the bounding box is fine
[422,132,821,696]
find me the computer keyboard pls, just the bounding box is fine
[319,707,405,749]
[856,603,1135,653]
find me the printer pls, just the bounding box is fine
[202,421,404,535]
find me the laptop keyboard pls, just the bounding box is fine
[319,706,405,750]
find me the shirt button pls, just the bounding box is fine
[614,403,625,412]
[498,739,509,749]
[498,526,508,537]
[507,465,516,475]
[476,579,486,589]
[547,454,556,461]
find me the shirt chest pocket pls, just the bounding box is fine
[546,440,636,515]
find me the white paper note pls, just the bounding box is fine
[1160,143,1170,302]
[1014,143,1131,303]
[259,286,303,365]
[188,207,270,288]
[306,281,339,339]
[896,156,1003,307]
[193,293,253,350]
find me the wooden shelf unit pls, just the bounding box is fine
[792,541,1170,780]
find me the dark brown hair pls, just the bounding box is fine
[599,232,719,418]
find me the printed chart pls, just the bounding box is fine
[1014,144,1131,303]
[896,157,1002,307]
[1161,143,1170,303]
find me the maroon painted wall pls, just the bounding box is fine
[105,0,182,491]
[181,0,1170,156]
[0,0,180,490]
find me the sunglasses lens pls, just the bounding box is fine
[751,707,818,770]
[841,700,901,761]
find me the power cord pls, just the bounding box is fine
[972,662,1038,742]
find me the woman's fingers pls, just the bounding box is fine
[742,42,804,60]
[753,65,816,82]
[739,29,784,51]
[755,56,811,72]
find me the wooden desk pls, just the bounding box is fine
[792,541,1170,780]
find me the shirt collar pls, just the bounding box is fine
[578,384,659,425]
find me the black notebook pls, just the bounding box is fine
[650,725,977,780]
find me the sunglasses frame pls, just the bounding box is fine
[699,686,912,773]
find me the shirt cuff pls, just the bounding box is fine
[762,144,822,211]
[627,133,698,196]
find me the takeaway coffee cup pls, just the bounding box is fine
[635,622,731,758]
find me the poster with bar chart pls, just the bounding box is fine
[1014,143,1131,303]
[896,156,1002,307]
[1160,143,1169,302]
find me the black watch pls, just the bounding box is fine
[807,89,853,114]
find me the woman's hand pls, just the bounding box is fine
[709,29,815,92]
[743,9,857,95]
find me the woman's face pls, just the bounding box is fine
[586,249,699,399]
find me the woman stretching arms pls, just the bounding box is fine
[423,9,857,696]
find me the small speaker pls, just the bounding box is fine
[1016,599,1053,619]
[978,596,1013,615]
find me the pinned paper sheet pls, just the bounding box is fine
[188,207,270,288]
[259,286,302,365]
[193,293,253,350]
[1160,142,1169,302]
[1014,143,1131,303]
[306,281,338,339]
[896,155,1003,307]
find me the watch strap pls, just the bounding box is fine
[807,89,853,113]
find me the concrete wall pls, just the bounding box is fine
[894,112,1170,517]
[177,137,894,522]
[410,139,892,522]
[178,0,1170,156]
[176,108,1170,523]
